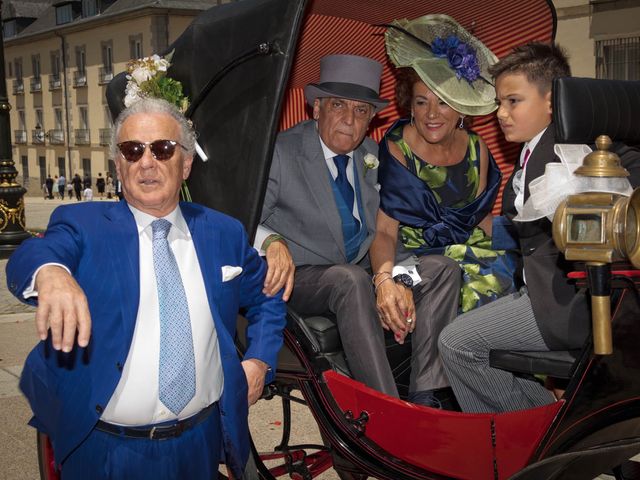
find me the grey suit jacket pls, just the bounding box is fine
[260,120,380,266]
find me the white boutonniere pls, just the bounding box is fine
[364,153,379,170]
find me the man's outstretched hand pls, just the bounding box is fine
[34,265,91,352]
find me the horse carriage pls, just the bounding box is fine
[37,0,640,478]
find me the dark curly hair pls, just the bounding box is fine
[488,42,571,95]
[394,67,422,115]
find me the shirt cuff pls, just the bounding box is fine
[254,225,278,256]
[23,263,71,299]
[391,256,422,285]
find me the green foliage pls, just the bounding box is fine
[141,77,188,112]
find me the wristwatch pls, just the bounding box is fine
[393,273,414,289]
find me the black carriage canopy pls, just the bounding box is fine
[106,0,556,240]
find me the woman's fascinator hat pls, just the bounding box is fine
[385,14,498,116]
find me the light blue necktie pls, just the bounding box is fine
[152,219,196,415]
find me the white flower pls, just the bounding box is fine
[364,153,379,170]
[121,51,188,112]
[130,66,153,84]
[153,55,170,72]
[123,81,141,107]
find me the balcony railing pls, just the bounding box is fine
[12,79,24,95]
[49,74,62,90]
[32,129,45,144]
[99,128,112,146]
[48,129,65,144]
[14,130,27,144]
[98,66,113,85]
[73,70,87,87]
[30,77,42,92]
[75,129,91,145]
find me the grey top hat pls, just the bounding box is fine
[304,54,389,112]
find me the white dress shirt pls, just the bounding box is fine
[101,205,223,425]
[514,127,546,216]
[513,127,546,286]
[318,136,362,223]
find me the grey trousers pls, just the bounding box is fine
[290,264,399,397]
[438,288,556,413]
[410,255,462,393]
[289,255,461,398]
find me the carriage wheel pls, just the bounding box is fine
[245,383,335,480]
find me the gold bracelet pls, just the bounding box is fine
[372,271,392,285]
[374,276,393,293]
[262,234,285,251]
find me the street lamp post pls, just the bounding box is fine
[0,0,31,258]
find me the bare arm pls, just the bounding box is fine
[476,137,493,236]
[369,210,415,343]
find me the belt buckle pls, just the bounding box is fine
[149,426,157,440]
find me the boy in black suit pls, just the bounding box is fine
[438,43,640,413]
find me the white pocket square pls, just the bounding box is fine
[221,265,243,282]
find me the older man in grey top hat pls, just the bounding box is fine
[254,54,399,396]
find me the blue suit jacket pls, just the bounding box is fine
[6,200,286,477]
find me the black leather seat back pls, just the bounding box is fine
[490,349,581,379]
[553,77,640,145]
[288,311,413,399]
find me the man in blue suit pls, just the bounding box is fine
[6,97,286,479]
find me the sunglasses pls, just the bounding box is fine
[117,139,187,163]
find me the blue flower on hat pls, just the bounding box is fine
[432,35,481,83]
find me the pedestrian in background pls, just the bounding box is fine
[106,172,114,199]
[57,175,66,200]
[72,174,83,201]
[45,175,54,199]
[96,173,106,199]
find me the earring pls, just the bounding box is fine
[458,116,465,129]
[410,111,415,127]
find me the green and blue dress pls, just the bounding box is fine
[379,119,517,312]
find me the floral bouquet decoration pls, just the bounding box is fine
[124,52,189,112]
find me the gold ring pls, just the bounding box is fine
[407,318,413,324]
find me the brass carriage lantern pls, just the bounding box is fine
[553,135,640,355]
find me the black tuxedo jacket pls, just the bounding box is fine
[502,127,640,349]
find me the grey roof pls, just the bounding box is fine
[104,0,223,14]
[2,0,53,20]
[7,0,223,40]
